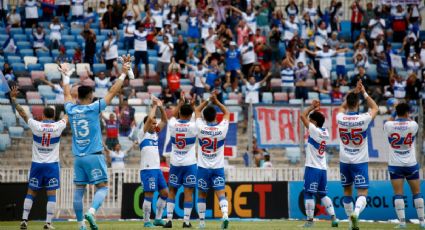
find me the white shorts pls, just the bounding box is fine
[319,66,331,79]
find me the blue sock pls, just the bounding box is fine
[73,187,85,222]
[92,187,109,211]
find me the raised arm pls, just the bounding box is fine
[359,81,379,119]
[211,91,230,121]
[157,101,168,131]
[144,102,158,133]
[173,91,185,118]
[300,100,320,128]
[303,48,317,56]
[10,86,29,123]
[227,5,243,14]
[259,71,272,85]
[195,98,210,119]
[104,55,133,105]
[57,63,75,104]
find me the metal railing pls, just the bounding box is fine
[0,167,419,218]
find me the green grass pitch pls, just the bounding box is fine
[0,220,422,230]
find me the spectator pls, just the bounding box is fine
[283,14,299,45]
[113,0,126,25]
[362,2,375,29]
[167,58,181,94]
[55,0,70,21]
[155,35,174,79]
[102,113,119,150]
[204,56,222,89]
[81,26,96,66]
[285,0,299,17]
[377,51,391,87]
[185,61,208,101]
[41,0,55,21]
[159,88,177,105]
[269,24,282,63]
[32,25,48,55]
[353,52,369,75]
[102,4,119,29]
[6,7,21,27]
[300,13,315,41]
[132,23,149,78]
[167,5,180,31]
[71,0,85,20]
[104,143,133,170]
[125,0,142,22]
[391,4,408,43]
[3,63,15,82]
[257,2,270,35]
[187,10,200,43]
[55,46,69,63]
[262,152,273,168]
[151,3,164,32]
[402,33,419,58]
[97,1,107,21]
[406,73,422,100]
[389,70,407,100]
[94,71,111,92]
[228,5,257,33]
[72,47,82,64]
[236,20,250,46]
[118,99,136,137]
[49,17,63,50]
[315,21,328,49]
[368,13,385,42]
[407,54,423,76]
[350,0,364,41]
[123,12,136,53]
[241,71,271,104]
[295,61,315,100]
[303,0,318,22]
[280,59,295,99]
[330,1,344,32]
[102,29,119,74]
[224,41,242,91]
[237,37,255,77]
[23,0,40,28]
[121,78,136,99]
[204,27,218,55]
[174,35,189,66]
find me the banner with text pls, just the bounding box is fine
[289,181,425,221]
[253,105,395,162]
[121,182,288,219]
[380,0,420,6]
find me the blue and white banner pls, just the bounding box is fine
[289,181,425,221]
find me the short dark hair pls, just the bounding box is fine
[180,104,193,117]
[203,106,217,122]
[346,92,360,110]
[43,107,55,119]
[309,111,325,128]
[78,86,93,100]
[396,103,410,117]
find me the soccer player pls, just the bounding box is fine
[384,103,424,229]
[336,80,378,230]
[195,92,230,229]
[61,56,133,230]
[164,92,197,228]
[300,99,338,228]
[138,97,169,228]
[9,87,67,230]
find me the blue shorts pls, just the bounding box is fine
[304,166,327,196]
[140,169,168,192]
[169,164,197,188]
[74,154,108,185]
[388,164,420,180]
[336,65,346,77]
[340,162,369,188]
[197,167,225,192]
[28,162,60,191]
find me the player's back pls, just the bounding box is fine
[336,112,373,164]
[306,123,329,170]
[65,99,106,156]
[168,117,197,166]
[138,128,160,170]
[196,118,229,169]
[384,119,418,166]
[28,118,67,163]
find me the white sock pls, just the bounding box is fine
[46,201,56,223]
[305,199,315,220]
[219,198,229,219]
[78,221,86,228]
[343,197,354,217]
[88,207,96,215]
[184,202,192,224]
[414,196,425,224]
[166,200,175,221]
[321,196,335,217]
[155,197,166,220]
[198,201,206,222]
[354,196,367,216]
[22,196,33,220]
[143,199,152,223]
[394,197,406,224]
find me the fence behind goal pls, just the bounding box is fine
[0,167,421,218]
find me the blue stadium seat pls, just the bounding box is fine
[46,71,61,81]
[71,28,83,36]
[20,49,34,57]
[62,35,76,43]
[366,64,378,81]
[7,56,23,64]
[97,35,106,42]
[13,34,27,42]
[36,49,50,58]
[0,120,3,133]
[28,63,43,71]
[66,49,75,59]
[286,147,301,164]
[11,63,26,72]
[10,28,24,36]
[17,41,32,49]
[93,63,107,74]
[8,126,24,139]
[0,105,13,114]
[64,41,79,50]
[262,92,273,104]
[28,98,44,104]
[39,57,54,65]
[147,49,158,57]
[51,49,60,59]
[24,28,33,36]
[1,112,16,128]
[100,29,113,36]
[0,133,11,151]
